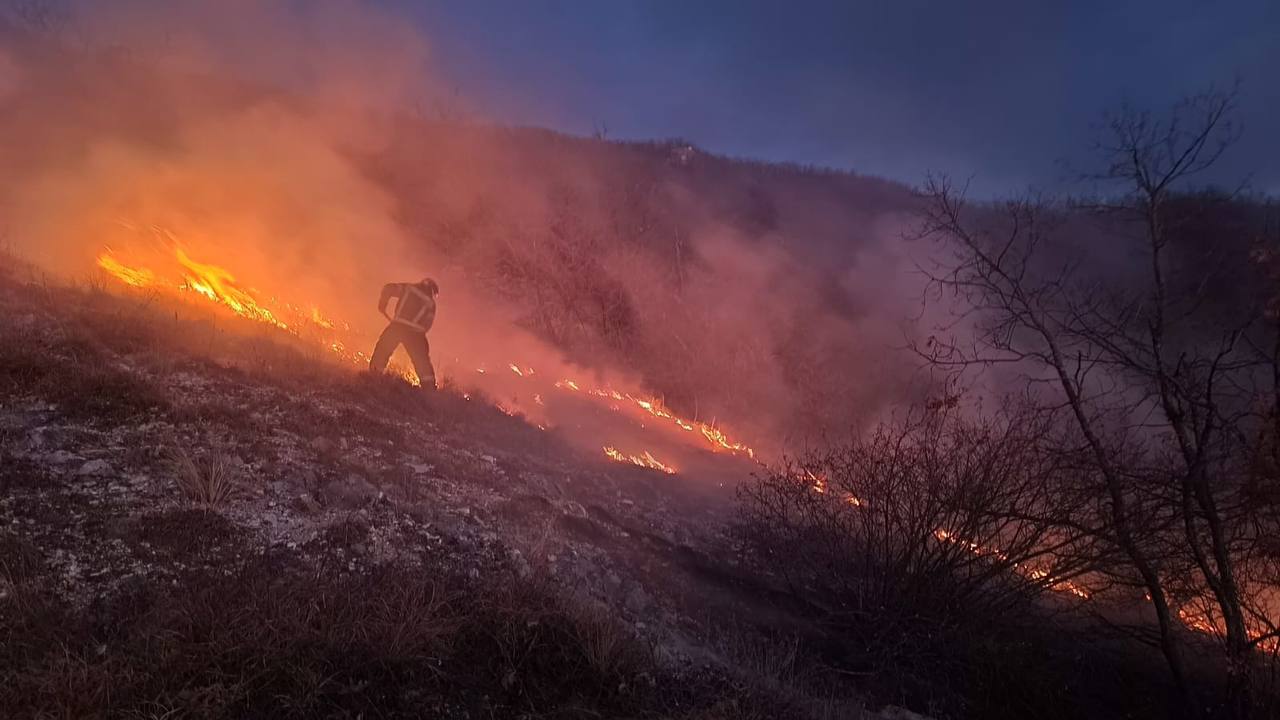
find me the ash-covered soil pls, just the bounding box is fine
[0,267,903,719]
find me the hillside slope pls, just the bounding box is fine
[0,261,902,718]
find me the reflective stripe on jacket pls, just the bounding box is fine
[383,282,436,333]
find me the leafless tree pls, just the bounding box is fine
[914,87,1279,717]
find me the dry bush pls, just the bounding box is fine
[735,405,1120,718]
[168,449,240,507]
[738,405,1090,630]
[0,534,48,622]
[10,349,170,423]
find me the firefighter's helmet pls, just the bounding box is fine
[420,277,439,297]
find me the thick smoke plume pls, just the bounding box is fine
[0,0,929,461]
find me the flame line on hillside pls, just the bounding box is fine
[602,446,676,474]
[96,247,402,379]
[556,377,755,458]
[95,241,758,465]
[803,469,1088,599]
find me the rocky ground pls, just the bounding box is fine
[0,264,926,719]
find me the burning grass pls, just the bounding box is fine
[603,445,678,474]
[94,240,761,468]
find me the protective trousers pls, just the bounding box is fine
[369,323,436,389]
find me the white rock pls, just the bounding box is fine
[76,459,113,476]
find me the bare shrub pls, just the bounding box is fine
[736,404,1098,715]
[741,406,1089,621]
[168,449,239,507]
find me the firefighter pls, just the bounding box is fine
[369,277,438,389]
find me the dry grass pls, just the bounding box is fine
[0,550,815,720]
[168,449,240,507]
[720,631,801,688]
[568,600,649,679]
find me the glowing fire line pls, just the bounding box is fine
[97,248,379,376]
[602,446,676,474]
[556,378,756,459]
[804,469,1090,599]
[98,251,155,287]
[96,244,758,468]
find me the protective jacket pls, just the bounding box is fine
[371,280,438,388]
[379,282,436,333]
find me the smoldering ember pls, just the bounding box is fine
[1,2,1278,719]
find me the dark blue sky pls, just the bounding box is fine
[392,0,1279,196]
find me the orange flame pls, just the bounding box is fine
[172,248,288,329]
[602,446,677,474]
[95,246,367,370]
[310,307,335,329]
[97,250,155,287]
[559,378,756,459]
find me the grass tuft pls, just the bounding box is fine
[569,601,648,680]
[168,449,240,507]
